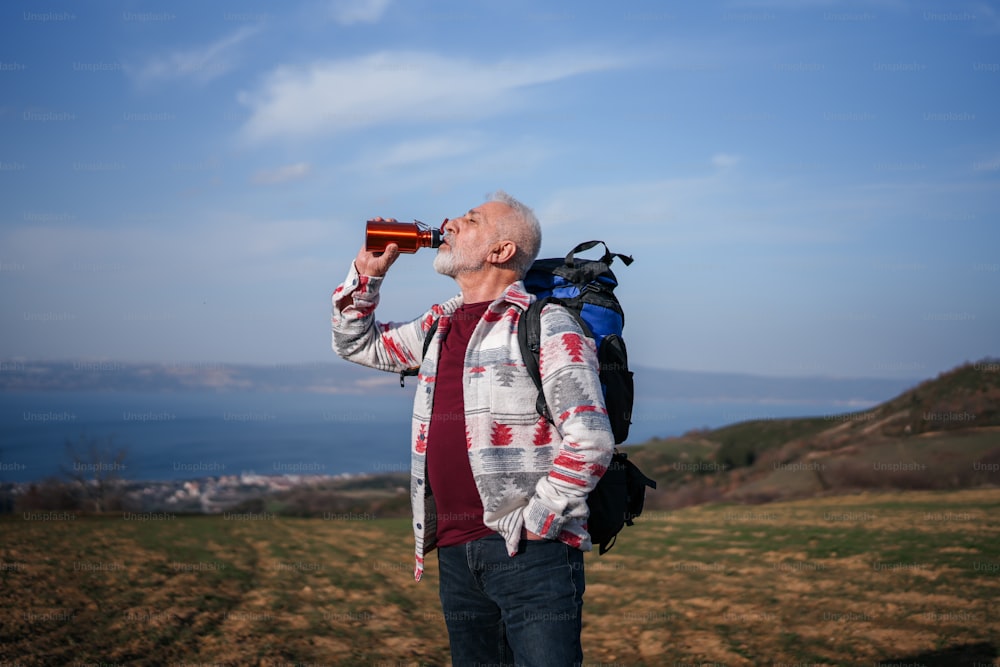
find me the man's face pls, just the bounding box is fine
[433,201,512,277]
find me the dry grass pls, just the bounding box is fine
[2,489,999,666]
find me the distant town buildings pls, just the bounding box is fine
[1,471,376,515]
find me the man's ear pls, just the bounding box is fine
[488,240,517,266]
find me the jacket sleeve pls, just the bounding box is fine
[521,304,615,539]
[330,262,439,372]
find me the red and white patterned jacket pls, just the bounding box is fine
[331,263,615,581]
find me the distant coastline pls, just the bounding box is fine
[0,359,921,403]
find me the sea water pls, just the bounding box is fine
[0,391,871,484]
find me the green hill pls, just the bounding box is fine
[626,358,1000,510]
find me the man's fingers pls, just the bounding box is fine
[354,241,401,277]
[377,243,400,271]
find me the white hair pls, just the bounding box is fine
[486,189,541,278]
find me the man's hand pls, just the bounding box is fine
[524,528,546,541]
[354,217,401,277]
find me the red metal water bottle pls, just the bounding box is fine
[365,220,442,254]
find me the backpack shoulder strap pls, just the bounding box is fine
[399,318,439,387]
[517,298,549,422]
[422,318,439,357]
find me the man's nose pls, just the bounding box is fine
[441,218,456,234]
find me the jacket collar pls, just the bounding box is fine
[499,280,533,310]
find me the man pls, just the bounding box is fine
[331,190,614,666]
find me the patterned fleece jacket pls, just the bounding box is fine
[331,263,615,581]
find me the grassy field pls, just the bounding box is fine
[3,489,999,666]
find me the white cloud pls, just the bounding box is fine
[711,153,741,169]
[130,26,260,86]
[340,134,553,198]
[973,2,1000,34]
[251,162,313,185]
[327,0,391,25]
[237,50,631,142]
[362,134,483,170]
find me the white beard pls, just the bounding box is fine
[433,241,483,277]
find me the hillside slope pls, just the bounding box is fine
[627,359,1000,509]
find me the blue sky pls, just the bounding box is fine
[0,0,997,379]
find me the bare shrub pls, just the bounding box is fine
[15,478,81,511]
[655,482,725,510]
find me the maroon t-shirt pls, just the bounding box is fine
[427,300,496,548]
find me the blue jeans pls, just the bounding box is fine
[437,533,585,667]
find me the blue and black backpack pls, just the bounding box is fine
[517,240,656,554]
[404,239,656,553]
